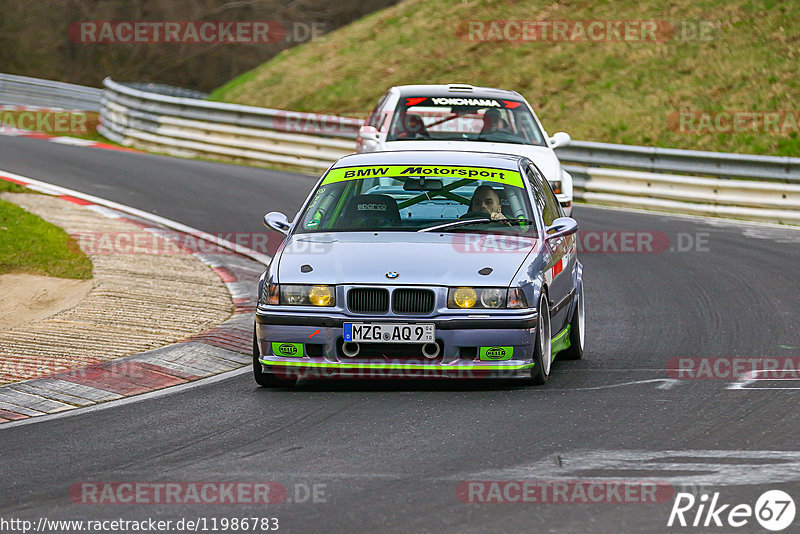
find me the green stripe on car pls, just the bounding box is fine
[550,325,572,360]
[260,359,534,371]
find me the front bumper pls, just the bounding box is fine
[255,307,539,379]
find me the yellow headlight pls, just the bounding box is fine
[453,287,477,308]
[309,285,335,306]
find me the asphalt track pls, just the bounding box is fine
[1,135,800,533]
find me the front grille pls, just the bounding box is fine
[392,288,436,314]
[347,288,389,313]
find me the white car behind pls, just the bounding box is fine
[356,84,573,215]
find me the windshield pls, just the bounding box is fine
[295,164,538,236]
[386,96,546,146]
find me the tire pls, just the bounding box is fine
[530,292,552,385]
[253,328,296,388]
[558,284,585,361]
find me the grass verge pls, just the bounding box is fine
[0,181,93,279]
[210,0,800,156]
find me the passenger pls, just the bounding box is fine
[480,109,509,134]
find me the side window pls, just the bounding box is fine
[525,164,558,226]
[367,93,390,131]
[540,172,563,221]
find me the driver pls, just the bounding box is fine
[469,185,506,220]
[480,109,508,134]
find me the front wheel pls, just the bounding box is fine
[530,292,552,385]
[253,328,296,387]
[558,284,584,360]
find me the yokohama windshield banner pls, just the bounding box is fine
[404,97,524,109]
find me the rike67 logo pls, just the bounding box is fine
[668,490,796,531]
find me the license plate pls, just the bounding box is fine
[344,323,435,343]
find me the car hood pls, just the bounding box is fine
[382,140,561,181]
[277,232,538,286]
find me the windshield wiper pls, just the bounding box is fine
[417,218,537,233]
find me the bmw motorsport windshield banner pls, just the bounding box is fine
[322,165,524,188]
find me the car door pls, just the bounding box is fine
[526,163,573,332]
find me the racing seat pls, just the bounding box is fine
[339,194,402,229]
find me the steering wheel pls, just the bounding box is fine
[480,128,515,138]
[397,130,430,140]
[459,210,491,221]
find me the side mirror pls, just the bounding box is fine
[546,217,578,240]
[549,131,571,149]
[357,125,380,153]
[358,125,380,141]
[264,211,291,235]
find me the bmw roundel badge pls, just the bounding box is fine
[386,271,399,279]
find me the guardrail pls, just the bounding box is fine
[565,166,800,225]
[558,143,800,225]
[93,77,800,225]
[557,141,800,183]
[0,74,102,111]
[98,77,360,171]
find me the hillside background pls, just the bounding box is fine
[211,0,799,156]
[0,0,399,92]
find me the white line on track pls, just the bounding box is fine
[546,378,682,391]
[0,168,267,429]
[0,367,251,430]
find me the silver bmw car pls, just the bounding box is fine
[254,150,584,386]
